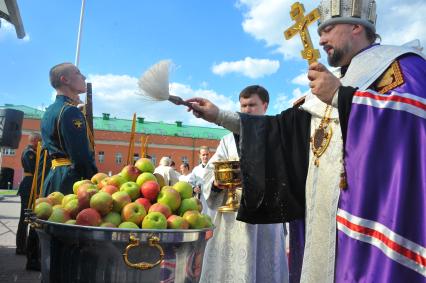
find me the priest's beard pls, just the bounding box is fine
[327,42,352,67]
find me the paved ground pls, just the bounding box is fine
[0,195,41,282]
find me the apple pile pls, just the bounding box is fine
[33,158,212,230]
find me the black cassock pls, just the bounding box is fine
[233,87,354,282]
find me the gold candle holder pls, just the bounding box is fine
[213,160,241,213]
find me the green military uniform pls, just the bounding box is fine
[16,145,36,254]
[41,95,97,196]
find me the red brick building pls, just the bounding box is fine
[0,104,228,188]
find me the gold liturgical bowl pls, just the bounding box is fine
[213,160,241,212]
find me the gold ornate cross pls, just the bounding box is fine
[284,2,321,65]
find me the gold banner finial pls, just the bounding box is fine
[284,2,321,65]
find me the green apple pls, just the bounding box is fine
[48,207,71,223]
[118,221,139,229]
[100,222,116,228]
[178,197,202,216]
[63,198,79,218]
[34,202,53,220]
[111,191,132,212]
[47,191,65,206]
[73,179,92,194]
[120,181,141,201]
[65,219,76,225]
[90,191,113,215]
[62,194,77,206]
[173,181,193,199]
[102,211,122,227]
[182,210,207,229]
[154,173,166,188]
[136,172,157,187]
[134,158,155,173]
[91,172,108,185]
[142,212,167,229]
[157,187,181,212]
[200,214,213,228]
[107,175,127,188]
[121,202,146,226]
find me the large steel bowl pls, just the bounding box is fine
[33,218,213,283]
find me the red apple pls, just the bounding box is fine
[135,197,151,212]
[91,172,108,185]
[48,207,71,223]
[76,183,98,195]
[178,197,203,216]
[135,158,155,173]
[140,180,160,202]
[77,186,98,211]
[142,212,167,229]
[121,202,146,226]
[76,208,102,226]
[157,187,181,212]
[120,165,141,182]
[34,202,53,220]
[111,191,132,213]
[136,172,157,187]
[101,185,119,195]
[148,202,172,219]
[173,181,193,199]
[167,215,189,229]
[90,191,113,215]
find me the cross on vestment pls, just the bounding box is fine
[284,2,321,65]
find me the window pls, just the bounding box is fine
[151,155,156,166]
[2,148,16,156]
[98,151,105,163]
[181,156,189,164]
[115,153,122,164]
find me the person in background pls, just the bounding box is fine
[154,156,179,186]
[199,85,288,283]
[16,133,41,256]
[41,62,97,196]
[191,146,214,216]
[178,162,196,187]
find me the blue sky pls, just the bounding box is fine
[1,0,425,127]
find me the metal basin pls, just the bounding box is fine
[33,218,213,283]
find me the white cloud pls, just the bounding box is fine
[238,0,320,61]
[212,57,280,78]
[291,72,309,86]
[0,19,30,41]
[237,0,426,61]
[86,73,237,127]
[273,87,306,111]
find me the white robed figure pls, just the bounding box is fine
[199,86,289,283]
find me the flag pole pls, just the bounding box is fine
[75,0,86,67]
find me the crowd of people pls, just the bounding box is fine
[14,0,425,282]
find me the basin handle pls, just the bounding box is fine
[123,234,164,270]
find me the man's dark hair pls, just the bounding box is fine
[49,62,73,89]
[182,162,190,170]
[364,26,381,44]
[239,85,269,104]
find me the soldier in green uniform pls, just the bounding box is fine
[15,132,41,255]
[41,62,97,196]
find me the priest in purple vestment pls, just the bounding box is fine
[186,0,426,282]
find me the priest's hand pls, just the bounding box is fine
[186,98,219,123]
[308,62,341,104]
